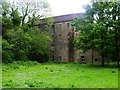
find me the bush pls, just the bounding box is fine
[2,2,52,63]
[13,61,39,66]
[2,40,14,63]
[28,31,51,63]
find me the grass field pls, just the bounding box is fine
[2,61,118,88]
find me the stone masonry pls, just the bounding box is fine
[49,13,101,63]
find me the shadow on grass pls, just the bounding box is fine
[1,88,118,90]
[44,61,118,69]
[77,62,118,69]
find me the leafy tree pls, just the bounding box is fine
[72,1,120,67]
[1,0,52,63]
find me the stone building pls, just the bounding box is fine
[49,13,101,63]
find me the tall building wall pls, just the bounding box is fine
[49,13,101,63]
[53,21,73,62]
[50,20,83,62]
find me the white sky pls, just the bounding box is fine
[8,0,91,16]
[47,0,90,16]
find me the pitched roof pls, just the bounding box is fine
[53,13,84,23]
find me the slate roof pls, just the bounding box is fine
[53,13,84,23]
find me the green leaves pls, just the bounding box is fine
[2,1,53,63]
[10,8,21,26]
[72,1,120,66]
[2,39,14,63]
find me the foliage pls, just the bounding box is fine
[1,0,52,63]
[72,1,120,67]
[28,30,51,62]
[2,62,118,88]
[2,39,14,63]
[0,36,2,52]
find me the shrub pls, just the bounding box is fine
[28,32,51,63]
[2,40,14,63]
[2,1,52,63]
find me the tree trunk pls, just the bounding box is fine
[101,29,105,67]
[114,4,119,68]
[92,50,94,63]
[115,27,119,68]
[101,53,105,67]
[99,13,105,67]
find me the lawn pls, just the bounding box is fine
[2,61,118,88]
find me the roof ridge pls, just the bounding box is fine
[53,13,84,23]
[53,13,84,18]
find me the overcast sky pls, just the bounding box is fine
[8,0,90,16]
[47,0,90,16]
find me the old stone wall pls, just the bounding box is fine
[48,13,101,63]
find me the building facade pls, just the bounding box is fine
[49,13,101,63]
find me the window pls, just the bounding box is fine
[81,56,85,61]
[52,25,55,28]
[72,27,74,31]
[67,32,70,40]
[59,56,62,61]
[81,56,84,58]
[67,37,69,40]
[51,43,54,46]
[67,23,70,27]
[59,24,62,27]
[59,33,61,37]
[59,45,62,49]
[52,35,54,37]
[67,32,70,35]
[54,29,56,32]
[95,58,98,61]
[52,55,54,60]
[52,50,54,54]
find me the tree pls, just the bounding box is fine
[72,1,120,67]
[1,0,53,63]
[111,2,120,67]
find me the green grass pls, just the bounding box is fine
[2,61,118,88]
